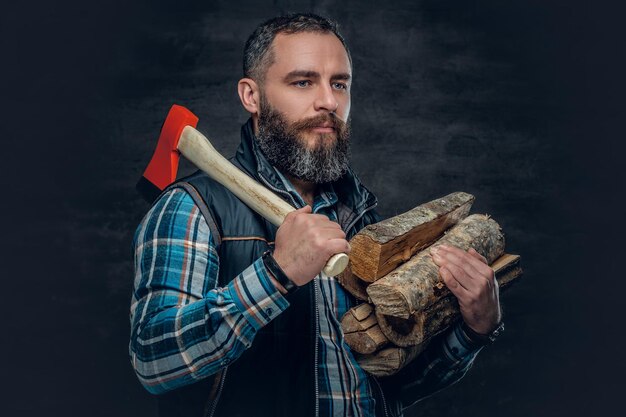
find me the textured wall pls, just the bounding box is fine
[2,0,624,416]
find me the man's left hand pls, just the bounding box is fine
[430,245,501,335]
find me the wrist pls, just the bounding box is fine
[262,250,299,295]
[460,320,505,346]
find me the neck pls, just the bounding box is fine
[284,173,318,207]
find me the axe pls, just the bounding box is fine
[137,104,349,277]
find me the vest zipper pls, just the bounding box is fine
[314,275,321,417]
[345,201,378,233]
[258,174,301,208]
[261,170,318,416]
[372,376,389,417]
[259,169,377,417]
[205,368,228,417]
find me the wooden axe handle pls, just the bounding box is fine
[178,125,349,277]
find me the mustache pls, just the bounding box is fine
[288,113,347,133]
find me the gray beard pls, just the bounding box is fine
[256,98,351,184]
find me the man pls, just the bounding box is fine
[130,13,502,417]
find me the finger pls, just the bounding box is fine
[440,266,470,297]
[434,247,483,286]
[440,262,473,292]
[429,245,449,266]
[317,227,347,240]
[439,246,492,282]
[302,213,342,228]
[285,205,312,224]
[440,247,498,301]
[325,238,351,256]
[467,247,488,265]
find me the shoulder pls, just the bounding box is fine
[133,187,211,246]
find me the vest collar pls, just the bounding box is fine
[234,118,378,217]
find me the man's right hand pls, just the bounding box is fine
[272,205,350,286]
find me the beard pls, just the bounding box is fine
[256,94,351,184]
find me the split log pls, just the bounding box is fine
[348,192,475,283]
[367,214,505,321]
[356,345,422,377]
[342,304,389,354]
[337,264,368,301]
[375,253,521,347]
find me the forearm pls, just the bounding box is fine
[130,258,288,394]
[129,188,288,394]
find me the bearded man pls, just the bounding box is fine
[130,13,502,417]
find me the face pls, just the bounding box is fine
[251,32,353,183]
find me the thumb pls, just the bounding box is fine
[296,205,312,213]
[284,205,312,224]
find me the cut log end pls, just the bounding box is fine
[341,303,390,354]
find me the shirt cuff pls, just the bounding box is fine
[227,257,290,331]
[442,321,484,362]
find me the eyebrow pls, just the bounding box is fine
[283,70,352,82]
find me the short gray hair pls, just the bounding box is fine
[243,13,351,82]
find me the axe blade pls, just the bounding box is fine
[136,104,199,202]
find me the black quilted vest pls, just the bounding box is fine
[155,119,385,417]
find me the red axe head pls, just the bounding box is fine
[136,104,199,202]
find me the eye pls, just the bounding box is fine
[332,82,348,91]
[293,80,312,88]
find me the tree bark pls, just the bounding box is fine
[348,192,474,282]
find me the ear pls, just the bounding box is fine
[238,78,261,115]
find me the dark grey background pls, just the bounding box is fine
[2,0,624,416]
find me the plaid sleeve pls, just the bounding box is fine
[389,321,483,408]
[129,188,289,395]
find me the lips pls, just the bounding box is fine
[310,122,336,131]
[310,126,336,133]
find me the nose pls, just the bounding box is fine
[314,83,339,113]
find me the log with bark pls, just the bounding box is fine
[352,254,522,376]
[367,214,505,320]
[374,252,521,347]
[341,255,522,353]
[348,192,475,283]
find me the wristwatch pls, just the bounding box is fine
[262,250,299,294]
[461,320,505,346]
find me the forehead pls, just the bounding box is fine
[266,31,351,76]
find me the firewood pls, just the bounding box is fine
[375,253,521,347]
[348,192,474,283]
[354,255,522,376]
[356,345,422,377]
[337,264,368,301]
[367,214,505,321]
[342,304,389,354]
[341,254,521,353]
